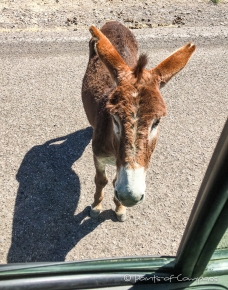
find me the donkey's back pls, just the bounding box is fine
[99,21,138,67]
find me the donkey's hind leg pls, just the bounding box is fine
[90,155,108,218]
[112,175,127,222]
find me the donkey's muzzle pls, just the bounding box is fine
[114,165,146,207]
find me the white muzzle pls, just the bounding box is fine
[114,166,146,207]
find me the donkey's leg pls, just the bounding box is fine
[113,197,127,222]
[112,175,127,222]
[90,155,108,218]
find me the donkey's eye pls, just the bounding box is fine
[112,115,121,137]
[113,117,119,127]
[149,118,160,140]
[151,119,160,130]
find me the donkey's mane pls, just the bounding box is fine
[133,54,148,82]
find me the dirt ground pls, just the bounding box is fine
[0,0,228,32]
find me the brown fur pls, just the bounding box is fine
[82,21,195,219]
[133,54,148,82]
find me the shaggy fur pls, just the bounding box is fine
[106,83,166,168]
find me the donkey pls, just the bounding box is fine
[82,21,195,222]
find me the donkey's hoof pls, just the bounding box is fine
[90,206,101,218]
[116,212,127,222]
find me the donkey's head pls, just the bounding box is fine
[90,26,195,207]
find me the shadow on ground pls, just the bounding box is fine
[7,127,116,263]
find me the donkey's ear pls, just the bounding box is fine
[89,26,130,83]
[151,43,196,87]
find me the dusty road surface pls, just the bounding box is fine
[0,0,228,32]
[0,0,228,263]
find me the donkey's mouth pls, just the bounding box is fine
[114,190,145,207]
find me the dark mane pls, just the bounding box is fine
[133,54,148,81]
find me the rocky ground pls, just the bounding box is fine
[0,0,228,32]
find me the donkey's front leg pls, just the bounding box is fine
[90,155,108,218]
[112,175,127,222]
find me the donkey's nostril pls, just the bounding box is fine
[140,194,144,201]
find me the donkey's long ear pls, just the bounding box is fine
[89,26,130,83]
[151,43,196,87]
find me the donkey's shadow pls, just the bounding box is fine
[8,127,116,263]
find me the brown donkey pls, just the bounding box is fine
[82,21,195,222]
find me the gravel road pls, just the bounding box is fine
[0,0,228,264]
[0,0,228,31]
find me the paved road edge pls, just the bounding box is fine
[0,26,227,55]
